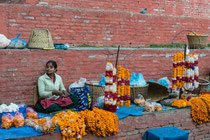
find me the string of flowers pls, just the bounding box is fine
[117,66,130,107]
[172,52,199,93]
[78,107,119,137]
[104,62,117,112]
[172,52,185,92]
[190,94,210,125]
[124,69,131,107]
[51,111,86,140]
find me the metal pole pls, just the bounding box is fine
[115,45,121,68]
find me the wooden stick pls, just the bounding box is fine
[115,45,121,68]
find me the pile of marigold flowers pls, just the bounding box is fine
[78,107,119,137]
[188,33,204,36]
[190,94,210,125]
[172,99,191,108]
[51,111,86,140]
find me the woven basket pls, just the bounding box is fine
[187,35,208,49]
[130,84,149,102]
[28,29,54,49]
[147,81,169,101]
[85,81,105,103]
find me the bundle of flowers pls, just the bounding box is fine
[172,99,191,108]
[78,107,119,137]
[188,33,204,36]
[184,53,199,90]
[117,66,130,107]
[104,62,117,112]
[190,94,210,125]
[52,111,86,140]
[172,52,185,92]
[25,117,57,134]
[172,52,199,92]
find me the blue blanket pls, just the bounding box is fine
[115,103,144,119]
[142,127,189,140]
[0,105,190,140]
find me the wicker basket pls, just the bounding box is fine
[187,35,208,49]
[130,84,149,102]
[147,81,169,101]
[28,29,54,49]
[85,81,105,103]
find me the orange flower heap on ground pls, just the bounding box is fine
[190,94,210,125]
[52,111,86,140]
[188,33,204,36]
[79,107,119,137]
[172,99,191,108]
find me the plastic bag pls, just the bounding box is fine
[153,102,162,111]
[7,33,27,49]
[13,112,24,128]
[69,78,87,90]
[97,96,104,109]
[130,73,147,86]
[157,77,170,87]
[134,94,145,106]
[1,113,14,129]
[0,34,11,49]
[70,86,92,111]
[26,107,38,119]
[144,100,155,112]
[99,76,106,86]
[78,77,87,87]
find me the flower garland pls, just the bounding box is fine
[51,111,86,140]
[78,107,119,137]
[172,52,199,92]
[117,66,130,107]
[104,62,117,112]
[172,52,185,92]
[190,94,210,125]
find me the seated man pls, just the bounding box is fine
[34,60,78,113]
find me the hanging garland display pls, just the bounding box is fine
[172,52,199,92]
[117,66,130,107]
[104,62,117,112]
[184,53,199,90]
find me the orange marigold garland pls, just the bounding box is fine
[117,66,130,107]
[78,107,119,137]
[190,94,210,125]
[52,111,86,140]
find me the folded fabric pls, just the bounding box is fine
[41,97,72,109]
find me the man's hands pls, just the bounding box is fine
[52,90,69,97]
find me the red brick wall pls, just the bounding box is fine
[0,49,209,105]
[0,0,209,47]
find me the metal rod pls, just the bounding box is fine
[115,45,121,68]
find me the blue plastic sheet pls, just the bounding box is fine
[115,103,144,117]
[0,113,59,140]
[142,127,189,140]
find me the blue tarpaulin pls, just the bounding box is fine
[142,127,189,140]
